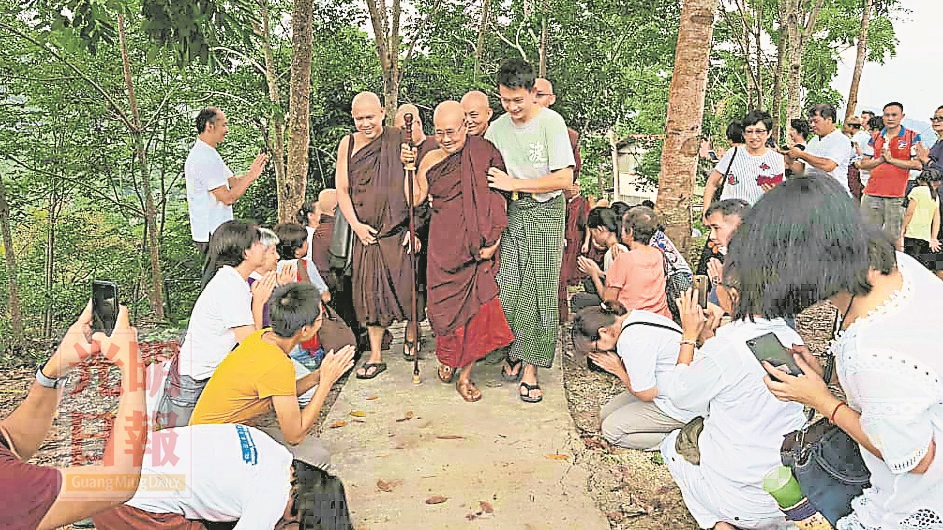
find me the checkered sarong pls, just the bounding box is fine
[498,194,565,368]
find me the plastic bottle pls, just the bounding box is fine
[762,466,832,529]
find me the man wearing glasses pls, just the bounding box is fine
[782,104,854,194]
[408,101,513,402]
[916,106,943,175]
[704,110,785,209]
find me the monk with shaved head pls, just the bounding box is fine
[335,92,419,380]
[460,91,494,136]
[408,101,513,401]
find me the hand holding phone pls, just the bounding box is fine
[692,275,710,309]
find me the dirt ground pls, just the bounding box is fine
[0,302,838,529]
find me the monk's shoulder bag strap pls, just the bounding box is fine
[329,135,356,276]
[780,304,870,526]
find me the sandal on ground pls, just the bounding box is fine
[501,357,523,382]
[519,381,543,403]
[355,362,387,379]
[437,364,455,384]
[456,379,482,402]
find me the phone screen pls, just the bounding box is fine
[92,280,119,334]
[746,332,802,380]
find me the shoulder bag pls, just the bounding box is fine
[329,135,356,276]
[780,306,870,526]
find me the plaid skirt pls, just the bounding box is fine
[498,194,566,368]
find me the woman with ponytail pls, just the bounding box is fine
[571,300,699,451]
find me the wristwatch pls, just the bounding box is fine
[35,363,63,389]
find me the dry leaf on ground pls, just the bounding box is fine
[545,453,570,460]
[376,479,402,492]
[479,501,494,513]
[425,495,448,504]
[435,434,464,440]
[366,394,379,400]
[327,420,346,429]
[350,410,366,417]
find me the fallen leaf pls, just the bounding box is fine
[405,410,414,419]
[327,420,346,429]
[352,419,366,423]
[350,410,367,417]
[366,394,379,401]
[425,495,448,505]
[545,453,570,460]
[479,501,494,514]
[376,479,402,492]
[436,434,464,440]
[605,512,624,523]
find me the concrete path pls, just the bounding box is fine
[320,323,609,530]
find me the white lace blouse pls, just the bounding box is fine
[834,253,943,530]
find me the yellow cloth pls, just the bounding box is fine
[904,186,940,241]
[190,329,296,426]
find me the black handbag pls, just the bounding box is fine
[328,210,354,276]
[780,305,870,526]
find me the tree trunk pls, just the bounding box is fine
[118,13,164,319]
[771,2,787,140]
[785,1,802,121]
[261,0,288,222]
[754,0,764,110]
[285,0,313,222]
[42,188,58,339]
[365,0,400,124]
[538,15,548,78]
[0,175,23,341]
[656,0,718,255]
[845,0,873,123]
[474,0,492,80]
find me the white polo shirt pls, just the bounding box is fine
[185,139,234,242]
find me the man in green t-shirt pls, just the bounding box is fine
[484,59,575,403]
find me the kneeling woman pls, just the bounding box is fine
[659,288,806,529]
[572,302,700,451]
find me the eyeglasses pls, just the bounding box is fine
[931,117,943,123]
[744,128,768,135]
[536,92,553,98]
[433,123,466,139]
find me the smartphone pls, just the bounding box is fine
[746,332,802,380]
[692,275,710,309]
[92,280,119,334]
[708,150,718,162]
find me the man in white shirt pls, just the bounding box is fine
[91,424,350,530]
[781,104,854,194]
[185,107,269,255]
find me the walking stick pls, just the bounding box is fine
[403,113,421,385]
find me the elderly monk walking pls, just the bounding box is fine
[461,90,494,137]
[335,92,419,379]
[485,60,576,403]
[408,101,514,402]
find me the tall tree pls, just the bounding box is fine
[784,0,826,120]
[259,0,289,222]
[845,0,873,122]
[0,175,23,341]
[656,0,718,254]
[285,0,314,222]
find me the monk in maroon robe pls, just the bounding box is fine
[410,101,513,402]
[336,92,419,379]
[309,188,336,277]
[558,184,591,323]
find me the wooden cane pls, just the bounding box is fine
[403,113,421,385]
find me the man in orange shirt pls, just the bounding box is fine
[855,101,923,248]
[191,283,355,447]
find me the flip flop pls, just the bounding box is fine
[404,340,418,361]
[501,357,523,382]
[456,379,482,402]
[355,362,387,379]
[437,364,455,384]
[519,381,543,403]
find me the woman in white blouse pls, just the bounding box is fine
[727,175,942,530]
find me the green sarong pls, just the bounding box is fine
[498,194,565,368]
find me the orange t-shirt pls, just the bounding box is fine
[605,247,671,319]
[190,329,297,426]
[864,127,921,198]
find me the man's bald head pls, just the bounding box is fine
[317,189,337,216]
[351,92,384,139]
[393,104,425,143]
[432,101,468,154]
[534,78,556,108]
[460,91,493,136]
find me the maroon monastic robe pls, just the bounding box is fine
[348,127,415,327]
[426,136,513,367]
[558,194,590,323]
[309,213,335,275]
